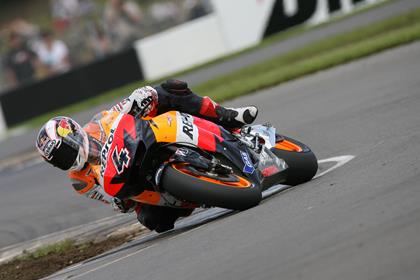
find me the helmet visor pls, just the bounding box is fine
[56,118,89,171]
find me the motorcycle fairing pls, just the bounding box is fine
[149,111,223,152]
[149,111,264,183]
[101,113,156,197]
[99,111,226,200]
[100,111,281,202]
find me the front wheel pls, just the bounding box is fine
[272,135,318,186]
[160,163,262,210]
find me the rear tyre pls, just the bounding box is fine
[272,135,318,186]
[161,163,262,210]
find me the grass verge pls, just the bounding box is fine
[192,8,420,100]
[0,227,145,280]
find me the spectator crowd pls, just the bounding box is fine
[0,0,211,91]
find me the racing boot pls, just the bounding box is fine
[215,105,258,129]
[158,79,258,128]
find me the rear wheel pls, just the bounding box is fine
[272,135,318,186]
[161,163,261,210]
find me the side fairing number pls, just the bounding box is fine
[112,146,131,174]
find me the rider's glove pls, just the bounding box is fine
[111,197,136,213]
[129,86,158,117]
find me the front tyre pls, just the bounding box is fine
[272,135,318,186]
[161,163,262,210]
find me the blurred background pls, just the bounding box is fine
[0,0,390,132]
[0,0,211,92]
[2,1,420,279]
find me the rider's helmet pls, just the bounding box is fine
[36,116,90,171]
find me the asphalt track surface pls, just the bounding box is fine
[1,0,420,161]
[45,41,420,280]
[0,0,418,255]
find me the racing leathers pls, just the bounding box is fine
[68,80,258,232]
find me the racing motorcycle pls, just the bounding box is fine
[99,111,318,211]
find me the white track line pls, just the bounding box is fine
[67,244,158,280]
[263,155,355,198]
[314,155,355,179]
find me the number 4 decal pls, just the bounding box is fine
[112,146,131,174]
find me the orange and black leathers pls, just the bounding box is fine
[155,80,246,128]
[151,82,220,123]
[67,82,230,213]
[68,110,119,205]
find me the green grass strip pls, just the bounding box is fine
[199,23,420,101]
[18,240,76,261]
[19,7,420,129]
[193,8,420,98]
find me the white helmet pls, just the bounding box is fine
[36,116,90,171]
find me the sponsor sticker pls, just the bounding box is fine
[176,112,198,145]
[175,147,189,157]
[98,113,125,188]
[180,113,194,140]
[240,150,255,174]
[100,128,115,178]
[57,119,73,137]
[43,139,59,160]
[37,134,50,150]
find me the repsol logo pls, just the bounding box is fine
[180,113,194,140]
[264,0,369,37]
[100,128,115,178]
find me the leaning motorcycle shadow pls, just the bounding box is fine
[86,183,298,265]
[82,208,236,266]
[84,172,316,264]
[56,187,307,278]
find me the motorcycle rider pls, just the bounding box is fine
[36,79,258,232]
